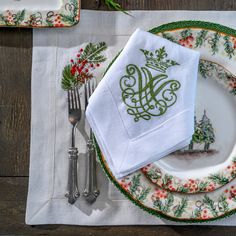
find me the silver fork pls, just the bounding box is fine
[65,87,81,204]
[83,79,100,203]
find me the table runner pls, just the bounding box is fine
[26,10,236,225]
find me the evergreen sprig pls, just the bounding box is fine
[208,174,229,185]
[163,193,174,213]
[80,42,107,63]
[162,32,178,43]
[130,174,141,195]
[203,195,218,217]
[137,187,151,202]
[104,0,129,14]
[180,29,192,40]
[209,32,221,55]
[146,169,161,180]
[153,193,174,213]
[198,181,209,192]
[174,197,188,218]
[61,42,107,90]
[223,35,235,59]
[61,65,77,90]
[195,30,208,48]
[218,194,229,212]
[14,10,25,25]
[162,174,173,186]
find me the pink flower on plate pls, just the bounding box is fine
[152,189,168,200]
[119,179,131,190]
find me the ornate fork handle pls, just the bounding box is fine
[83,130,100,203]
[65,146,80,204]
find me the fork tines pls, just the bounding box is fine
[68,87,81,111]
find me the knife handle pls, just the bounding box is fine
[65,147,80,204]
[83,138,100,203]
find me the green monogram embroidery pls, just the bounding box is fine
[120,46,181,122]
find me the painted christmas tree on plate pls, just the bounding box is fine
[175,110,216,155]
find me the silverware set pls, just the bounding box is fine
[65,79,99,204]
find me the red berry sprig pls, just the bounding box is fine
[178,35,194,48]
[69,48,101,84]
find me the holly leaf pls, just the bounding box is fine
[61,65,78,90]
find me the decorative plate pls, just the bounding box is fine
[97,21,236,222]
[0,0,80,28]
[141,58,236,194]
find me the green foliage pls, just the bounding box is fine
[80,42,107,63]
[199,111,215,148]
[191,207,202,219]
[176,186,189,193]
[174,197,188,217]
[208,174,229,185]
[190,110,215,149]
[153,193,174,213]
[198,181,209,192]
[180,29,192,40]
[223,35,235,59]
[164,193,174,213]
[104,0,129,14]
[130,174,150,202]
[46,19,54,27]
[195,30,208,48]
[60,0,79,24]
[203,195,218,217]
[61,65,78,90]
[146,169,161,180]
[191,116,204,144]
[161,33,178,43]
[60,14,75,24]
[61,42,107,90]
[198,60,215,79]
[140,46,179,73]
[136,187,151,202]
[14,10,26,25]
[0,14,5,23]
[209,32,221,55]
[130,174,141,195]
[162,174,173,187]
[231,88,236,95]
[218,194,229,212]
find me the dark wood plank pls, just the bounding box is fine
[82,0,236,10]
[2,177,236,236]
[0,106,30,176]
[0,28,31,176]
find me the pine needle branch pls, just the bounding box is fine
[104,0,130,15]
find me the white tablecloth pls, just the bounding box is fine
[26,10,236,225]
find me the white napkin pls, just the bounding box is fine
[86,28,200,179]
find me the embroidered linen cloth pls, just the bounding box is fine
[27,10,236,226]
[86,28,200,178]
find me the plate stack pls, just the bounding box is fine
[98,21,236,223]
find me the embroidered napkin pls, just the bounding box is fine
[86,28,200,179]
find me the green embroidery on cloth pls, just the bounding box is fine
[120,46,181,122]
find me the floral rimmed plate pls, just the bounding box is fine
[142,58,236,194]
[140,23,236,195]
[97,21,236,222]
[0,0,80,28]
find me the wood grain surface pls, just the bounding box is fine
[1,0,236,235]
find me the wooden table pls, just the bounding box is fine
[1,0,236,235]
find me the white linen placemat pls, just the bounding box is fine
[26,10,236,225]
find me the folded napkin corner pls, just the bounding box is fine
[86,28,200,179]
